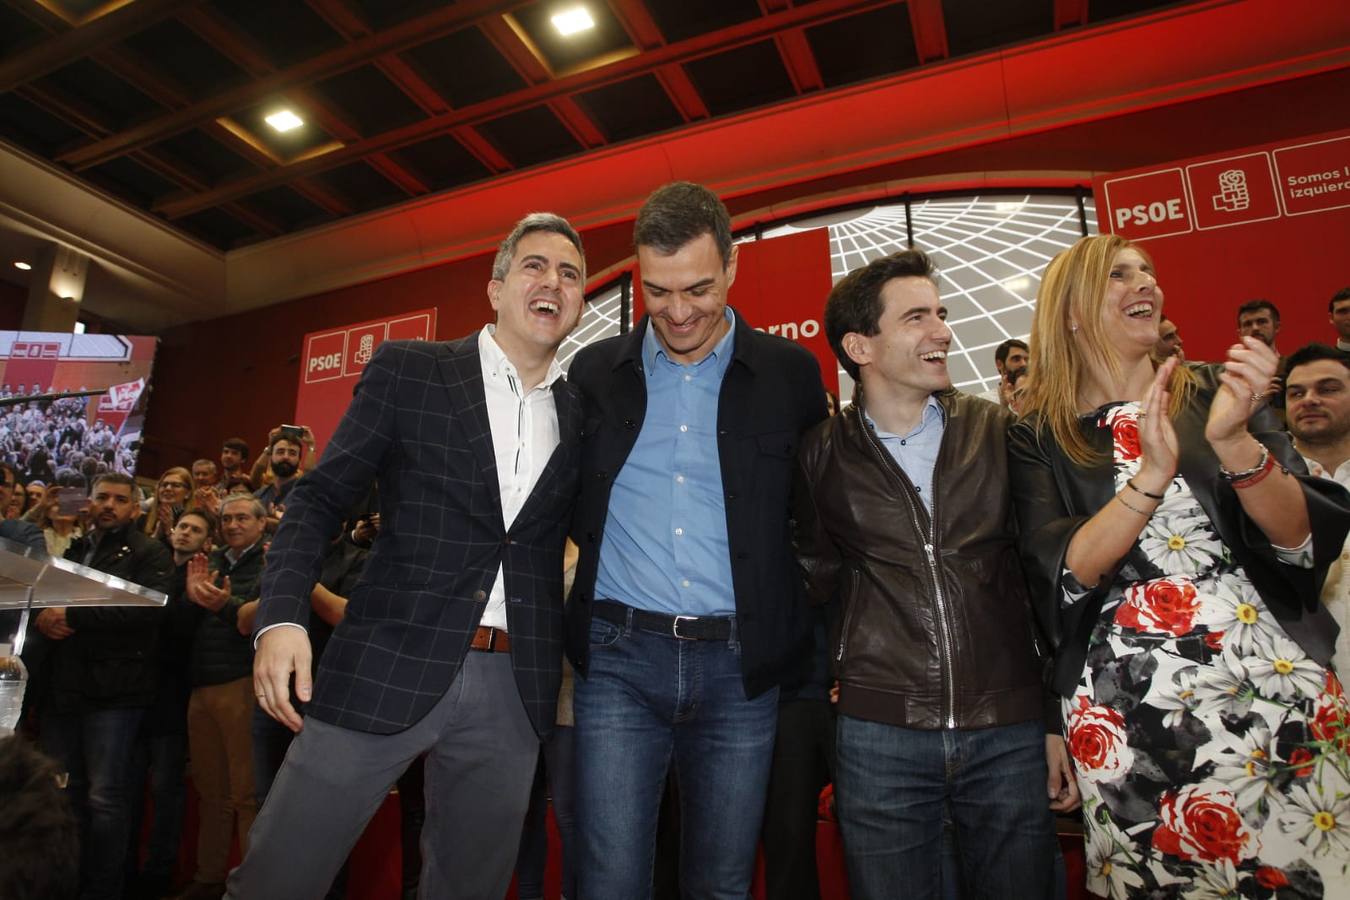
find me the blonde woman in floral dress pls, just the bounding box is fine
[1009,234,1350,898]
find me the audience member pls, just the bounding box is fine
[33,472,174,900]
[140,467,194,543]
[7,475,27,518]
[1283,343,1350,678]
[23,478,44,511]
[0,735,80,900]
[218,438,249,489]
[252,431,306,530]
[191,459,218,491]
[1330,287,1350,352]
[799,249,1071,899]
[1153,313,1184,361]
[1236,298,1282,351]
[177,494,266,900]
[568,183,827,898]
[126,509,215,900]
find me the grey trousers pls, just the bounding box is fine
[225,652,539,900]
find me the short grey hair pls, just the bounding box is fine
[220,492,265,519]
[491,212,585,282]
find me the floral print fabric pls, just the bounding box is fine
[1067,403,1350,899]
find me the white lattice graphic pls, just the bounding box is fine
[558,281,625,372]
[764,194,1091,396]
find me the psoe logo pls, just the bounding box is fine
[756,319,821,340]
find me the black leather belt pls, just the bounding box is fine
[593,600,734,641]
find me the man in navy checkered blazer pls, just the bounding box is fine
[227,213,586,900]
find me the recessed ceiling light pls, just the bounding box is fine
[13,261,31,271]
[552,6,594,36]
[265,110,304,133]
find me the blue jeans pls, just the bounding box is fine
[41,706,146,900]
[126,728,188,885]
[516,724,576,900]
[835,716,1056,900]
[574,609,778,900]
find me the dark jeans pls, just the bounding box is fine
[125,728,188,887]
[574,610,778,900]
[835,717,1056,900]
[515,724,576,900]
[41,706,146,900]
[761,698,836,900]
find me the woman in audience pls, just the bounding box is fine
[139,467,194,542]
[30,485,83,558]
[1009,234,1350,898]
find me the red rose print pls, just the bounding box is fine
[1116,578,1200,637]
[1204,630,1225,651]
[1256,867,1290,889]
[1327,669,1346,699]
[1286,747,1314,778]
[1151,786,1257,864]
[1112,416,1141,462]
[1067,696,1134,783]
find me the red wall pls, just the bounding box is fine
[137,68,1350,478]
[0,281,26,331]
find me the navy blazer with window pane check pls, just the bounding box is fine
[255,334,582,736]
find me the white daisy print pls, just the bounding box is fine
[1278,770,1350,857]
[1196,574,1280,656]
[1141,511,1224,577]
[1244,634,1325,702]
[1180,859,1242,899]
[1084,815,1146,900]
[1143,665,1201,729]
[1210,723,1278,814]
[1193,652,1254,720]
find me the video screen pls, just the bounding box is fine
[0,332,158,486]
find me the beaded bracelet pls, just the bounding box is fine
[1219,444,1270,483]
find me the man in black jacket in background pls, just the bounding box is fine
[33,472,175,900]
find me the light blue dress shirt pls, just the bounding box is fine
[865,394,946,514]
[594,310,737,616]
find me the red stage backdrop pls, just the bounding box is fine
[632,229,838,394]
[1094,127,1350,364]
[294,309,437,456]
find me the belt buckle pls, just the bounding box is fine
[672,615,697,640]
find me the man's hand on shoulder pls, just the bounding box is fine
[254,625,312,734]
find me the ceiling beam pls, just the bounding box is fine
[154,0,897,219]
[177,5,427,199]
[607,0,710,121]
[56,0,531,170]
[907,0,949,64]
[13,81,282,238]
[757,0,823,94]
[0,0,200,92]
[479,15,608,149]
[305,0,513,183]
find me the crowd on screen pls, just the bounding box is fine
[1,185,1348,900]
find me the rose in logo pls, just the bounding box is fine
[1151,786,1258,864]
[1116,578,1200,637]
[1067,696,1134,783]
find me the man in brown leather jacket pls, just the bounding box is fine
[793,249,1077,900]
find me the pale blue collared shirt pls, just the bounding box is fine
[594,310,737,616]
[865,394,945,514]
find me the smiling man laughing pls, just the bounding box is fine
[228,212,586,900]
[794,249,1076,900]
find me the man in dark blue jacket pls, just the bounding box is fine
[566,182,828,897]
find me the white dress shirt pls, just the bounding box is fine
[477,326,564,631]
[1304,452,1350,681]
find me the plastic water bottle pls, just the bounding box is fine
[0,644,27,734]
